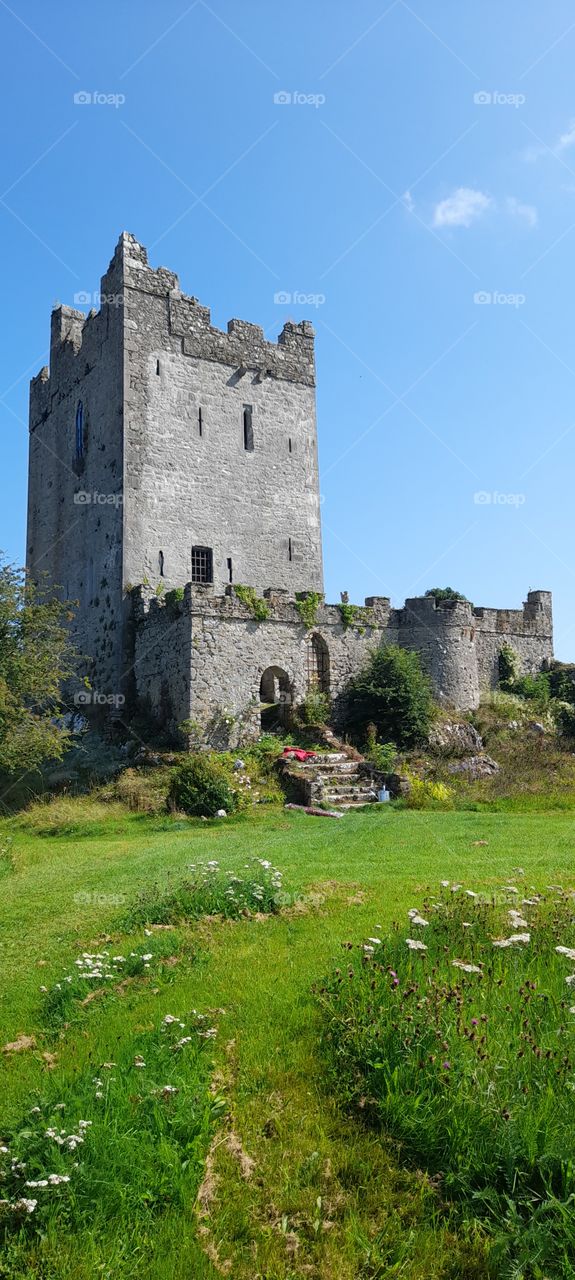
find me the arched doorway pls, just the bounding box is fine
[307,633,330,694]
[259,666,292,732]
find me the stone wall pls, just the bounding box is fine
[120,234,324,598]
[131,585,554,740]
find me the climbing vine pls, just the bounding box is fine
[338,602,374,632]
[234,585,270,622]
[295,591,323,629]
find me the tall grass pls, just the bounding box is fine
[120,856,287,928]
[318,883,575,1278]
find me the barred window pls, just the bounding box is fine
[191,545,213,584]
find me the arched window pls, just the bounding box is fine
[75,401,84,460]
[307,633,330,694]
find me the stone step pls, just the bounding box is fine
[323,788,378,805]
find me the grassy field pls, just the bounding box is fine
[1,799,574,1277]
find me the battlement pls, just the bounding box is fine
[131,583,391,628]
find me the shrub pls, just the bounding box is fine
[295,592,322,629]
[498,643,520,687]
[364,724,396,773]
[317,885,575,1276]
[165,586,184,608]
[168,754,236,817]
[400,777,454,809]
[424,586,469,603]
[346,645,435,750]
[233,585,269,622]
[555,702,575,739]
[298,690,330,725]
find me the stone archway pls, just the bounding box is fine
[259,666,292,732]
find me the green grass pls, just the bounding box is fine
[1,799,575,1277]
[318,886,575,1277]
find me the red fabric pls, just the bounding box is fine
[282,747,317,761]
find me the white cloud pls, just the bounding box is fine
[524,118,575,162]
[433,187,492,228]
[556,120,575,153]
[506,196,538,228]
[402,189,414,213]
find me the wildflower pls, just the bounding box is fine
[15,1199,37,1214]
[47,1174,70,1185]
[133,1056,146,1068]
[363,945,374,955]
[493,933,530,947]
[450,884,462,893]
[452,959,482,974]
[509,911,529,929]
[25,1180,48,1188]
[78,1120,92,1129]
[367,937,382,945]
[441,1061,451,1070]
[440,880,450,887]
[471,1018,479,1026]
[405,938,427,951]
[174,1036,193,1050]
[0,1146,8,1154]
[465,890,478,899]
[503,886,519,894]
[556,946,575,961]
[163,1014,179,1025]
[565,976,575,987]
[141,954,153,962]
[462,922,473,929]
[407,910,429,926]
[161,1085,178,1097]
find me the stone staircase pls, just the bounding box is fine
[284,751,380,810]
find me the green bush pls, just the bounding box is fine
[346,645,435,750]
[299,690,330,725]
[556,702,575,739]
[498,643,520,687]
[424,586,469,603]
[168,754,236,817]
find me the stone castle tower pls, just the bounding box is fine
[27,232,323,702]
[27,233,553,739]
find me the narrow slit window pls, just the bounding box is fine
[288,537,293,563]
[75,401,84,460]
[243,404,254,451]
[227,557,233,584]
[155,359,160,375]
[198,407,203,437]
[288,437,292,454]
[191,545,213,585]
[159,550,165,577]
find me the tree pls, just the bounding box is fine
[425,587,469,603]
[0,559,76,776]
[346,644,435,750]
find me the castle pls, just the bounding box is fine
[27,233,553,745]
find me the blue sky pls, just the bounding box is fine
[2,1,575,655]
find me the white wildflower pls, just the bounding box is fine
[465,890,478,899]
[493,933,530,948]
[163,1015,179,1025]
[15,1198,37,1214]
[367,937,382,945]
[405,938,427,951]
[452,959,482,974]
[556,946,575,961]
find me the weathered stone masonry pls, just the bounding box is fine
[26,232,553,734]
[131,585,553,743]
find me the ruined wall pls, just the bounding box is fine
[132,586,391,743]
[120,234,324,597]
[131,586,554,739]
